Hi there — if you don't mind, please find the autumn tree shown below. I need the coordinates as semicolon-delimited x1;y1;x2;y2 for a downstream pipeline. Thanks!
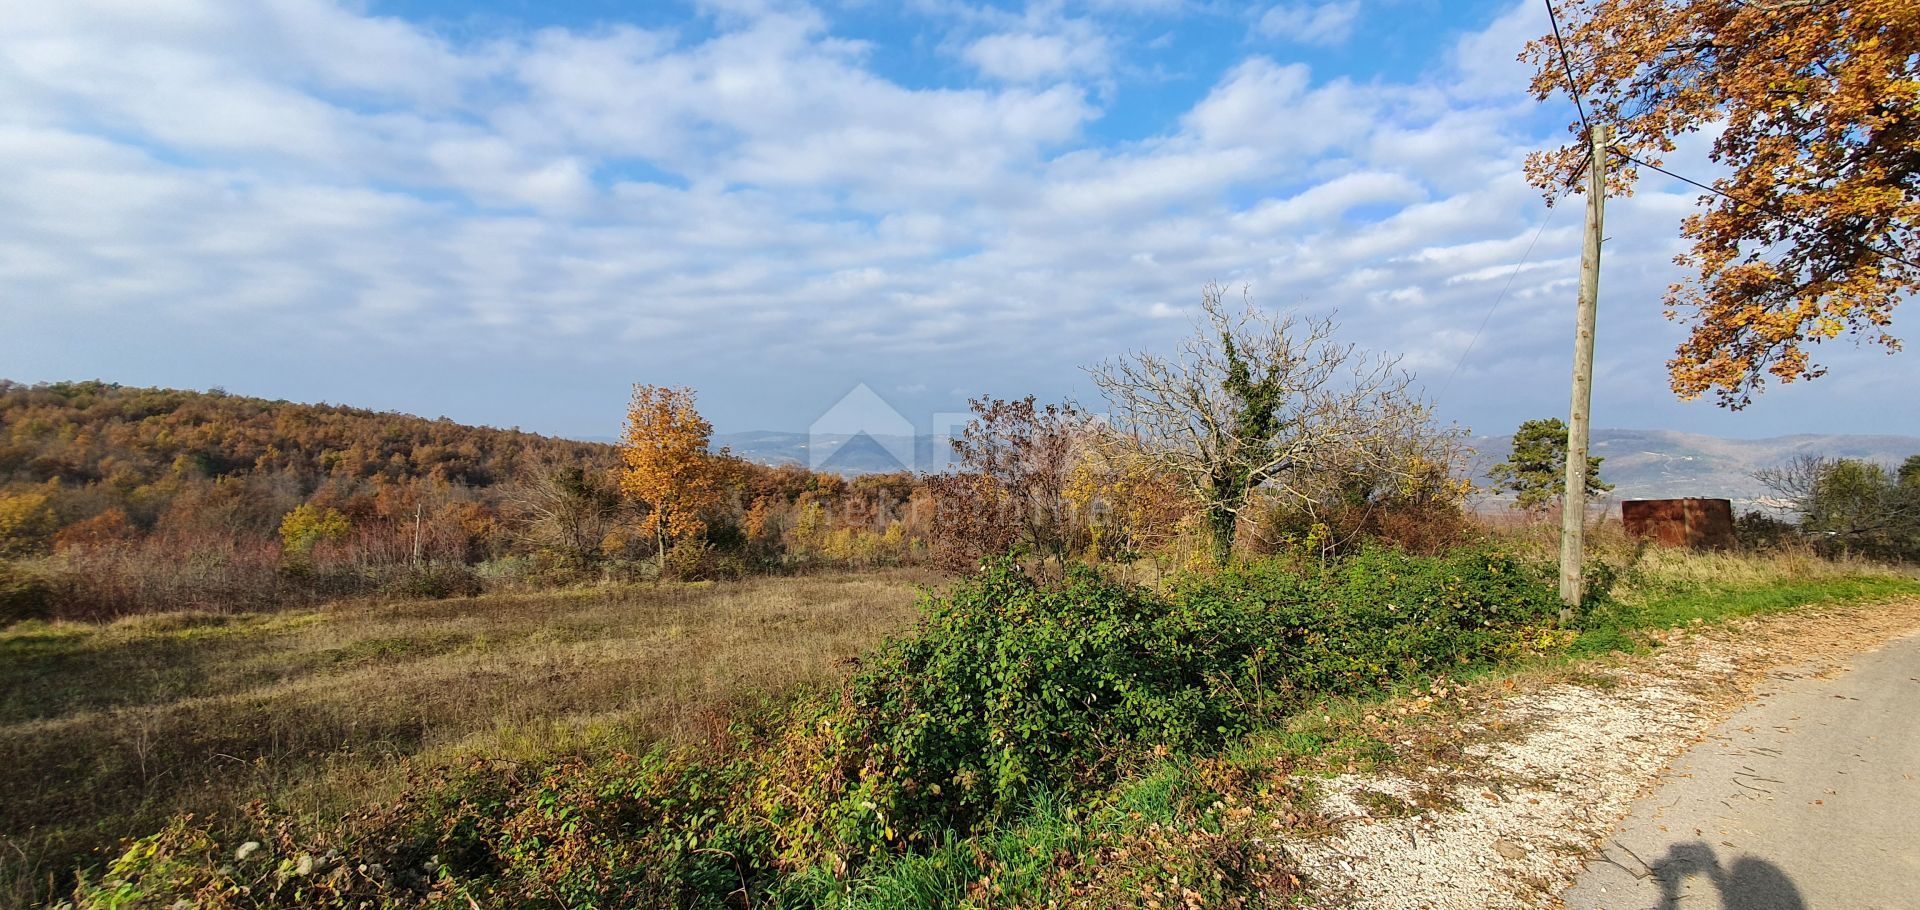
52;507;136;553
0;490;57;557
278;503;351;558
925;472;1020;571
1253;415;1474;558
619;385;721;578
947;396;1086;562
1524;0;1919;407
1064;431;1193;563
1089;285;1423;565
1488;418;1612;512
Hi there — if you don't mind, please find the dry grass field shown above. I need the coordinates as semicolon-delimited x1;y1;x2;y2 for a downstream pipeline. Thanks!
0;571;936;903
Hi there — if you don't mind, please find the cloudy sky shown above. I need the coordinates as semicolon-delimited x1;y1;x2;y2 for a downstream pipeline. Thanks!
2;0;1911;440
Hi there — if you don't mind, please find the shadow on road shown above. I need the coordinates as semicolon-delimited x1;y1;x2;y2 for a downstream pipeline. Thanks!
1652;842;1806;910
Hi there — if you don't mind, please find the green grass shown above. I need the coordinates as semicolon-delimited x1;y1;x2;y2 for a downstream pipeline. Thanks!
1560;547;1920;654
1623;574;1920;627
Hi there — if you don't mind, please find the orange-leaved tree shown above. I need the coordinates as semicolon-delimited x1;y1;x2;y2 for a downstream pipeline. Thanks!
618;385;720;578
1523;0;1918;407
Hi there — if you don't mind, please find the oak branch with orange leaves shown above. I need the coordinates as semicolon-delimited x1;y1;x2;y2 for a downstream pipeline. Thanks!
1524;0;1918;408
619;385;721;577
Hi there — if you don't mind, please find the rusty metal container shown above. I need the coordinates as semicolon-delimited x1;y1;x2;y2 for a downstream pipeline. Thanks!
1620;498;1736;550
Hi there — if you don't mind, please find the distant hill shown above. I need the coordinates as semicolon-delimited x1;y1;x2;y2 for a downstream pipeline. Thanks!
1;380;612;490
719;428;1920;507
1468;429;1920;507
715;431;953;475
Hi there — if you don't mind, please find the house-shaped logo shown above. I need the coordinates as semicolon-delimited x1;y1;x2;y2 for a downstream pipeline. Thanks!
808;383;916;474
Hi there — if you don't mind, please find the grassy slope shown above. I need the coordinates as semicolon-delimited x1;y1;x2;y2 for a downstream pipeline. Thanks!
0;572;933;903
13;547;1915;909
826;549;1920;909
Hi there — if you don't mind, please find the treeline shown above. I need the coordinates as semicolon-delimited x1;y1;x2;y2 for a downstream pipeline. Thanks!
0;382;939;620
607;288;1479;586
1748;453;1920;560
0;380;606;560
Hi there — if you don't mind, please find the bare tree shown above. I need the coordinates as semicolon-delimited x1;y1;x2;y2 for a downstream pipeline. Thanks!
1753;454;1830;518
502;459;624;566
1088;284;1423;564
1757;454;1920;553
1248;412;1473;560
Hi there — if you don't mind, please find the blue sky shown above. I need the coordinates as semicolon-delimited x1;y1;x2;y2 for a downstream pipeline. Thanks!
1;0;1912;440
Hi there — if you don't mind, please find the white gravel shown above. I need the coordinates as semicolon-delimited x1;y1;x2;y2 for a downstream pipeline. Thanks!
1283;601;1920;910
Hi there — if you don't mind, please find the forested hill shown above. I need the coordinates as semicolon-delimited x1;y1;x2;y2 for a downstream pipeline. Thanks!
0;380;613;490
0;381;918;615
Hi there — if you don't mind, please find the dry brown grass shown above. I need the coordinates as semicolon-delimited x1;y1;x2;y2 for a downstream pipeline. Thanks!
1616;542;1902;590
1474;512;1914;593
0;570;938;905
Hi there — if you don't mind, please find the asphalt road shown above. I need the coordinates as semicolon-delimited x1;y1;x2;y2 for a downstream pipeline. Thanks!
1562;628;1920;910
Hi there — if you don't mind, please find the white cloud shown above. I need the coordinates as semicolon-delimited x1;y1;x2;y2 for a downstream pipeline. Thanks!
1255;2;1361;47
0;0;1905;438
963;30;1108;83
1449;0;1548;99
1180;58;1378;157
1232;171;1427;233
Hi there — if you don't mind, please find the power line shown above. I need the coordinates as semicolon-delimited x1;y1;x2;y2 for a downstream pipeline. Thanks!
1613;148;1920;272
1440;0;1591;402
1544;0;1593;140
1436;194;1565;399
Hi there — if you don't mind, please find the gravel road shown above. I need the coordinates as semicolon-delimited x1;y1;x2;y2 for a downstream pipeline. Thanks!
1561;628;1920;910
1289;599;1920;910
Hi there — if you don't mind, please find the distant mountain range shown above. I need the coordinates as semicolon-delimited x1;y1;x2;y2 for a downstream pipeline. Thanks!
715;428;1920;507
714;431;950;475
1491;429;1920;506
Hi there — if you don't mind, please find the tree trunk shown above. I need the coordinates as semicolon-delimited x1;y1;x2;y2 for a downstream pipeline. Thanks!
1206;504;1236;566
655;514;668;583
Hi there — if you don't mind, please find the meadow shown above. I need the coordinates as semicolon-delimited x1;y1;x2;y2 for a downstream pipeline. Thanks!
5;531;1911;909
0;572;933;904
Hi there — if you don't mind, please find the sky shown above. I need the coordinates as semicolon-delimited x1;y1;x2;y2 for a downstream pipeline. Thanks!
1;0;1913;441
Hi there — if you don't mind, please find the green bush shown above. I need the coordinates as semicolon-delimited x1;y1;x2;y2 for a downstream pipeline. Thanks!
1177;547;1566;693
752;561;1245;872
750;548;1564;873
398;753;765;910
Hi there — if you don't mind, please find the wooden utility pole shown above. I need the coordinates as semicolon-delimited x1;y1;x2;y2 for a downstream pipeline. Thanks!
1560;123;1608;622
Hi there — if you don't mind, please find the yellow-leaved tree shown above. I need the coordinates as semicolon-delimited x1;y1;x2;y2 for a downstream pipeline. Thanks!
278;504;351;559
0;490;58;557
619;385;720;579
1524;0;1918;407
